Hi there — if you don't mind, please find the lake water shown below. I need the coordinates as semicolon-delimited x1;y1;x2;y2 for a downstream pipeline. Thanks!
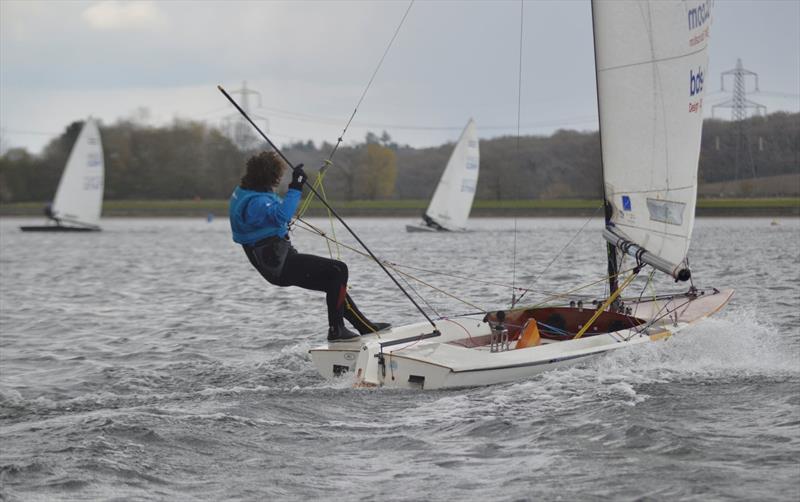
1;216;798;501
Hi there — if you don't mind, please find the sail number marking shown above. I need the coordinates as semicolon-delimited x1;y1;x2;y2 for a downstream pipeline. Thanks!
83;176;102;190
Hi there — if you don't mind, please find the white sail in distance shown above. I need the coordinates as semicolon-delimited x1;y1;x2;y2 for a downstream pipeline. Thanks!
424;118;480;231
51;118;105;228
594;0;711;279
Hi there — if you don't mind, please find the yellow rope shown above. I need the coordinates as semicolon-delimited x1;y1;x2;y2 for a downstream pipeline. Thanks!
344;298;383;338
296;161;331;218
293;162;343;261
573;270;639;340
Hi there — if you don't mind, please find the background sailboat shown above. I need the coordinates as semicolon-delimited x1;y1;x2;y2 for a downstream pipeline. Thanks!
406;118;479;232
20;118;105;232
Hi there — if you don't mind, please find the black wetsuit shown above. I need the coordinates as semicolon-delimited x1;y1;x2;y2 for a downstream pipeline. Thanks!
243;239;376;333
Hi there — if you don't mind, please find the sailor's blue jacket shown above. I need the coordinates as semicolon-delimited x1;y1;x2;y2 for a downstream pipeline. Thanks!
229;186;301;245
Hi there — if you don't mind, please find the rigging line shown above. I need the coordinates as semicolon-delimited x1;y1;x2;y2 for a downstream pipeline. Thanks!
294;218;486;312
254;108;598;131
522;265;639;311
510;0;524;309
511;217;518;307
295;217;514;290
326;0;414;162
626;296;694;342
396;268;441;319
514;204;604;306
294;1;413;223
295;216;560;303
294;215;639;314
393;267;485;313
628;268;656;319
295;216;634;311
218;85;438;330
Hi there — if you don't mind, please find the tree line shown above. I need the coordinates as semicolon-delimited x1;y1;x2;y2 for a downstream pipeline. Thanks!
0;112;797;203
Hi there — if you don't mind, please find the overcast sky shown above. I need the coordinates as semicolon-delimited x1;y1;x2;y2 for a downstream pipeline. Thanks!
1;0;798;154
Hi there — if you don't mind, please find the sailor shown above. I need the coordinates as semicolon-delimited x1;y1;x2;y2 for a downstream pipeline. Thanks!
44;202;60;224
229;151;390;342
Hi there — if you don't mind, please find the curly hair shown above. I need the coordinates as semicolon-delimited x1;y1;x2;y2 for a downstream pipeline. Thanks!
240;151;286;191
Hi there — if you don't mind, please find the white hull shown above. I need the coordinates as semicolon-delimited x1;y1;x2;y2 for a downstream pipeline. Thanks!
309;289;733;390
405;223;465;233
405;224;440;233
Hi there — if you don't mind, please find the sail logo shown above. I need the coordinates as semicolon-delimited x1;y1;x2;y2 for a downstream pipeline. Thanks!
466;157;478;170
461;179;476;193
690;68;704;96
687;0;712;31
87;153;102;167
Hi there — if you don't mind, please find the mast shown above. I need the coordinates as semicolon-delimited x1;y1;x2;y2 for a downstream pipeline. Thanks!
590;1;620;298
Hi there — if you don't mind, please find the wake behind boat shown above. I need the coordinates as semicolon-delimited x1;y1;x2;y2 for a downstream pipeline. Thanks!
406;118;479;233
310;0;729;390
20;118;105;232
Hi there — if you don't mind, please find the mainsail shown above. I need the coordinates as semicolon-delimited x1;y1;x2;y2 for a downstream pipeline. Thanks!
51;118;105;228
593;0;711;280
424;118;480;231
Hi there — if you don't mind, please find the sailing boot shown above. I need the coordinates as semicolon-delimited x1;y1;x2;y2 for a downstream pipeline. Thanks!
327;322;361;343
343;294;392;335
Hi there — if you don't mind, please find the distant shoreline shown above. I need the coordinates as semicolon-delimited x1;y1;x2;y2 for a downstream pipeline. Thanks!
1;198;798;218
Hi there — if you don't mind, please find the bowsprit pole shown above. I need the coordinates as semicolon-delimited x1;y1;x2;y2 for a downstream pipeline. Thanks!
218;84;438;331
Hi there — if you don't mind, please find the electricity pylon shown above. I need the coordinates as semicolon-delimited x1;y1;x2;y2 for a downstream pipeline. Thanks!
222;81;270;151
712;59;766;180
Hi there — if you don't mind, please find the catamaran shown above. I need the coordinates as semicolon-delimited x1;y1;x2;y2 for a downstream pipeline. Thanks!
406;118;479;232
20;118;105;232
309;0;731;389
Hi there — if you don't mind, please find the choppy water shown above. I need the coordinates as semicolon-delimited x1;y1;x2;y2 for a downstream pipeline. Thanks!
1;216;798;501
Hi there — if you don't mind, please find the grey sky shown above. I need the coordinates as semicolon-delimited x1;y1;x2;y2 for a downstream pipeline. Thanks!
1;0;798;154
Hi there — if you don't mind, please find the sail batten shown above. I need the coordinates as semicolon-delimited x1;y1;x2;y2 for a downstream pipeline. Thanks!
593;0;711;280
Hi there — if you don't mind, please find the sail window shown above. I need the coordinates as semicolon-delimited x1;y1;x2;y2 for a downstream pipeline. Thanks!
646;199;685;225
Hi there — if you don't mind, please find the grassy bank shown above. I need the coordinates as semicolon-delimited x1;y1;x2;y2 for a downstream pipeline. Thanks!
1;198;798;217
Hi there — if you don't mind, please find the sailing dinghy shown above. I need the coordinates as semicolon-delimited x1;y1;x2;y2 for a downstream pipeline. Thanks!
406;118;479;232
20;118;105;232
309;0;731;389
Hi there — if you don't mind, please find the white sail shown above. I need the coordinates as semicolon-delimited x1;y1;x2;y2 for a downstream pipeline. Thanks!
51;118;105;228
424;118;480;231
594;0;711;278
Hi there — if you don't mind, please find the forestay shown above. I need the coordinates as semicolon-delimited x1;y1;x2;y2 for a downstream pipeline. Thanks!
52;118;105;228
594;0;711;279
424;118;480;231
